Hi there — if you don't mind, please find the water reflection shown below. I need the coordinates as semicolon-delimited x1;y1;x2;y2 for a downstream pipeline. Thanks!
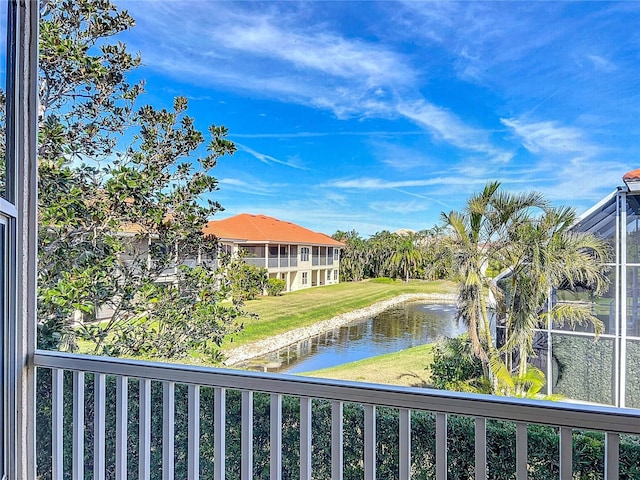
244;302;463;373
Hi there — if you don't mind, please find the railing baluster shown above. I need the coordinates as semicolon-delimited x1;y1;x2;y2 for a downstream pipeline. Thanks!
270;393;283;480
364;404;376;480
72;371;84;480
605;432;620;480
474;417;486;480
188;384;200;480
299;397;312;480
139;378;151;480
215;387;226;480
332;400;344;480
399;408;411;480
241;390;254;480
515;422;527;480
163;382;175;480
560;427;573;480
52;368;63;480
115;376;128;480
436;413;447;480
94;373;106;480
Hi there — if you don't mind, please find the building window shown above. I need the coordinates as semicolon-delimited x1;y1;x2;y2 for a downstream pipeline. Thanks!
302;272;308;285
327;270;331;281
334;249;340;261
301;247;309;261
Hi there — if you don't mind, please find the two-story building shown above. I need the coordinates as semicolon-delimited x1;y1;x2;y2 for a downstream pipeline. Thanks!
203;213;345;292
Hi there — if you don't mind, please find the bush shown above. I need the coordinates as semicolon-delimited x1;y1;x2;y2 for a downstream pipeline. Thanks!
36;373;640;480
430;334;485;391
226;259;267;303
370;277;396;284
266;278;286;296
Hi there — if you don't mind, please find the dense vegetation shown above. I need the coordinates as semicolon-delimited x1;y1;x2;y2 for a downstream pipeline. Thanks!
334;228;453;283
36;373;640;480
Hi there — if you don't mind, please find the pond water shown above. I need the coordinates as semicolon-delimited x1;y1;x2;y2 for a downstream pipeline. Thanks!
243;302;464;374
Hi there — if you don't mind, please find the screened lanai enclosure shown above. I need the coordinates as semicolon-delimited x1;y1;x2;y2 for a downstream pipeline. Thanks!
526;170;640;408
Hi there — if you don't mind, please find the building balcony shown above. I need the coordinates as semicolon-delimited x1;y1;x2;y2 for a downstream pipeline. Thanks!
34;351;640;479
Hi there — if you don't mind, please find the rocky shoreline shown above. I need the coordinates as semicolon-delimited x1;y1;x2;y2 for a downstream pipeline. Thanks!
223;293;458;366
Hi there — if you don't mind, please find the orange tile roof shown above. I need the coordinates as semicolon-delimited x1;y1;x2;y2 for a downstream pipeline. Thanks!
623;168;640;182
203;214;345;247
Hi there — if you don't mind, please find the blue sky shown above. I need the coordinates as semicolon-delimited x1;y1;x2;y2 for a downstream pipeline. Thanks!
17;2;640;236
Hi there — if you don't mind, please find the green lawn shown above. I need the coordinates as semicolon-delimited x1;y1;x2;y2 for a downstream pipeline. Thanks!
224;279;457;349
298;343;436;387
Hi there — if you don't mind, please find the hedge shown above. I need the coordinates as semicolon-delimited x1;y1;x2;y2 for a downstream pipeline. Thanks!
36;371;640;479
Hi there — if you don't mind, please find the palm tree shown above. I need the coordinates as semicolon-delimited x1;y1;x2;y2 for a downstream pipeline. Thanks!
500;206;611;381
442;181;547;382
386;234;423;282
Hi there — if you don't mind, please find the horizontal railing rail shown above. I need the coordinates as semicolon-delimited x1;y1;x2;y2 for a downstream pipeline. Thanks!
34;350;640;480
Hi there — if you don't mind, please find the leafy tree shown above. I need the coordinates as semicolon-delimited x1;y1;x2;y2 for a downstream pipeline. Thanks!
415;227;454;280
367;230;401;277
37;0;245;360
333;230;367;281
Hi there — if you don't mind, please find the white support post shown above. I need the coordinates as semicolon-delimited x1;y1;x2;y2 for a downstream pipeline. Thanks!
515;422;527;480
270;393;282;480
52;369;63;480
188;385;200;480
94;373;106;480
72;371;85;480
436;413;447;480
474;417;486;480
139;378;152;480
214;387;226;480
115;376;128;480
559;427;573;480
399;409;411;480
163;382;175;480
241;390;253;480
364;405;376;480
332;400;344;480
605;432;620;480
299;397;312;480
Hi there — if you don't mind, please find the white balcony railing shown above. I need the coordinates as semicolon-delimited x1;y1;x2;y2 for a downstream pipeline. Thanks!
34;351;640;480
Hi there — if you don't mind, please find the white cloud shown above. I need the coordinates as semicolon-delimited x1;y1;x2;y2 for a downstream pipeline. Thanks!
218;177;282;196
587;55;616;73
324;176;489;190
235;143;309;170
369;200;430;214
126;2;415;119
501;118;596;155
398;101;512;162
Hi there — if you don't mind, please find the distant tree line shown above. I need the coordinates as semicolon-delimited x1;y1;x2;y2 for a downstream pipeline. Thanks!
333;228;453;283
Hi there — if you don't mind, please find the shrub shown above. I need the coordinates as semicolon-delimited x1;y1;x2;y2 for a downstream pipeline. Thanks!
266;278;286;296
430;334;485;391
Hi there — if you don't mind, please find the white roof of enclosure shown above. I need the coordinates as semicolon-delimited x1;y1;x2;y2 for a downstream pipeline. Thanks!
572;189;620;237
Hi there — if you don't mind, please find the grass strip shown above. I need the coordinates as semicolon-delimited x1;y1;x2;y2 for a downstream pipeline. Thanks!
298;342;436;387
